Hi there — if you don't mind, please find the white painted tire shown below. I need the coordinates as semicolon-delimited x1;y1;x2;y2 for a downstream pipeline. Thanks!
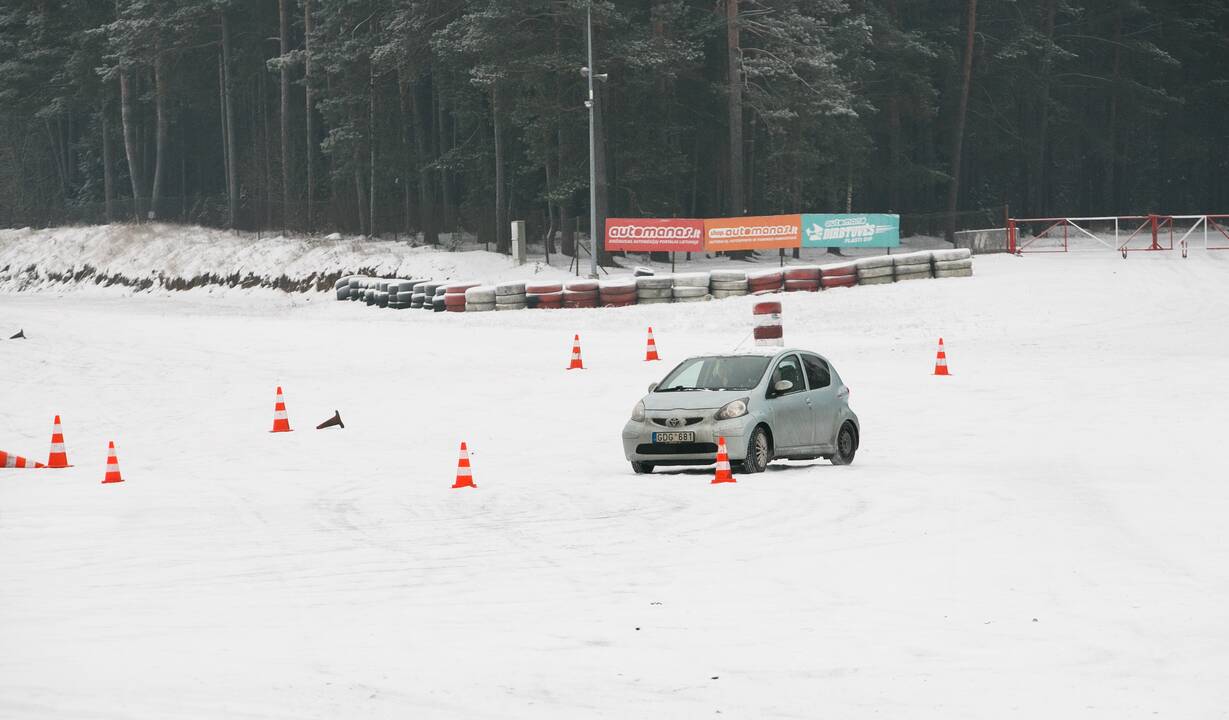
464;286;497;303
672;286;708;298
935;267;973;278
465;302;496;312
892;251;932;267
710;269;748;282
855;255;894;269
637;287;674;300
934;258;973;271
711;289;749;299
858;275;894;285
856;266;894;279
671;272;710;288
932;248;973;262
496;282;526;296
636;276;674;289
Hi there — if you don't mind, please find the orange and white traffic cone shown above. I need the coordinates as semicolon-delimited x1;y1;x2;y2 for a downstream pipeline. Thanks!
452;442;476;489
46;415;71;468
933;338;950;376
102;441;123;484
270;386;292;432
645;327;660;362
567;334;585;370
1;450;44;468
711;436;735;484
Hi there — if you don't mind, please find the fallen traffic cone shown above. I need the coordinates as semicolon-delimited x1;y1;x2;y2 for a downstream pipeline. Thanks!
933;338;951;376
270;386;292;432
316;410;344;430
102;441;123;484
645;327;660;361
567;334;585;370
46;415;71;468
0;450;44;468
9;329;24;339
452;442;476;489
711;436;735;484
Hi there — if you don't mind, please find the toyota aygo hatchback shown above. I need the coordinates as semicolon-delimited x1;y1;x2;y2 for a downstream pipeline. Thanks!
621;348;859;473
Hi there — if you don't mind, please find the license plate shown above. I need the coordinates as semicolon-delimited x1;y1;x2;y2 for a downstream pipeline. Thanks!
653;431;695;444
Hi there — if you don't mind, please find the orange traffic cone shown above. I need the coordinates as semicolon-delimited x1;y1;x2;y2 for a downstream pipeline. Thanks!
1;450;44;468
46;415;71;468
452;442;476;489
567;334;585;370
711;436;735;484
933;338;950;376
645;327;660;361
102;441;123;484
270;386;292;432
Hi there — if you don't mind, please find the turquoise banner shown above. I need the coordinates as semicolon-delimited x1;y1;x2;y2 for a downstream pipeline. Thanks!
801;213;900;248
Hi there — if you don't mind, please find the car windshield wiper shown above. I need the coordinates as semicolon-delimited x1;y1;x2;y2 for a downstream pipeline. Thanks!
657;386;703;392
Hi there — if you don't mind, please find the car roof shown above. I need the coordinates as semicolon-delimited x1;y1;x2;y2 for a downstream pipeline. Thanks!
700;347;823;360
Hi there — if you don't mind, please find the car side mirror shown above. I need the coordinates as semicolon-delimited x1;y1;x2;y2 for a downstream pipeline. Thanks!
773;379;793;394
647;382;658;393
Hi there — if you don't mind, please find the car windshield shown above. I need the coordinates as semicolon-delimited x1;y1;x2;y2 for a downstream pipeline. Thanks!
655;356;771;392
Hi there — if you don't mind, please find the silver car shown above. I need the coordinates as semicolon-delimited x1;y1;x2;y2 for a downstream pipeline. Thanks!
621;348;860;473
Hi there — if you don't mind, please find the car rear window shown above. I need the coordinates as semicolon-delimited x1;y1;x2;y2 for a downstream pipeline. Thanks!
656;356;771;391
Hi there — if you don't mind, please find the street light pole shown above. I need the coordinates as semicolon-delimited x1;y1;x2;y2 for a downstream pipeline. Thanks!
585;3;599;279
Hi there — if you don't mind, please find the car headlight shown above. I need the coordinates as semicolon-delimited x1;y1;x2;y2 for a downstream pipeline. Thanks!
715;397;749;420
631;400;646;422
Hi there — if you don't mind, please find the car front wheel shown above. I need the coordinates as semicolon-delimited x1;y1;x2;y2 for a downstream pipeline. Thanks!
631;461;655;474
831;422;857;465
738;426;772;474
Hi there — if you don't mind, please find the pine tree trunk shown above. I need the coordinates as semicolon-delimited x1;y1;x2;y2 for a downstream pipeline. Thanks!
221;9;239;228
726;0;744;217
436;82;453;232
493;86;508;253
278;0;292;225
368;59;377;238
413;75;437;244
1033;0;1056;216
1104;8;1122;213
303;0;315;232
150;50;168;219
119;71;144;220
944;0;977;243
101;100;115;221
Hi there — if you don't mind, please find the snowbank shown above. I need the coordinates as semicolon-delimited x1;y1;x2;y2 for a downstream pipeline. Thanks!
0;223;574;294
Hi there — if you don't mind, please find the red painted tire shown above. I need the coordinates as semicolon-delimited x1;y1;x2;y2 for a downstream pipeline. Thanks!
753;325;784;340
821;275;858;288
752;301;782;315
564;280;599;292
526;282;564;294
784;280;821;292
784;267;821;280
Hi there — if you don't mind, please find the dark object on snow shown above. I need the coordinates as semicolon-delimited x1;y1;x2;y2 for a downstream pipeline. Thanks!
316;410;344;430
9;329;24;339
633;266;654;277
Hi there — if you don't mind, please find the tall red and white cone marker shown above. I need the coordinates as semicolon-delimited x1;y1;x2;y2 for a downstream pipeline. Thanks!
102;441;123;484
645;327;660;361
567;334;585;370
452;442;476;489
270;386;292;432
711;436;736;484
0;450;44;468
46;415;71;468
933;338;951;376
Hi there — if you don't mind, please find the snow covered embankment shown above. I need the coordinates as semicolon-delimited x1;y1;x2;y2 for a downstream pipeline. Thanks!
0;223;569;294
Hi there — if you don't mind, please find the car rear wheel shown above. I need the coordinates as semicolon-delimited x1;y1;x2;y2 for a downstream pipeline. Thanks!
831;422;857;465
738;426;772;474
631;461;655;474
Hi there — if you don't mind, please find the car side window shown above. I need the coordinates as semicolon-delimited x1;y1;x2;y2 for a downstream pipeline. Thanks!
768;355;806;397
802;354;831;389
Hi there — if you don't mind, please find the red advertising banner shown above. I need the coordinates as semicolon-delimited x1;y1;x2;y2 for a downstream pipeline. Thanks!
605;218;705;253
703;214;802;252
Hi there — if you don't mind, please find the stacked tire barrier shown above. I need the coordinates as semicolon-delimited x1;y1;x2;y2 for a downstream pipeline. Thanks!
710;269;749;299
334;248;973;313
856;256;895;286
892;251;933;281
527;282;563;309
563;280;599;308
933;248;974;278
636;275;674;305
672;273;710;303
599;280;638;308
783;266;821;292
747;269;783;294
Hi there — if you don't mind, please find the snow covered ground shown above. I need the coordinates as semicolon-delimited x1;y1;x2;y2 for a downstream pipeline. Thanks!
2;248;1228;718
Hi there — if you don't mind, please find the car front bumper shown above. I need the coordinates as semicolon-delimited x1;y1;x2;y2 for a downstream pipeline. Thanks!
621;414;758;465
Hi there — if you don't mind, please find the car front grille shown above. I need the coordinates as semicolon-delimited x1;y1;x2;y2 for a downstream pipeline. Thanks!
649;416;705;427
636;442;719;455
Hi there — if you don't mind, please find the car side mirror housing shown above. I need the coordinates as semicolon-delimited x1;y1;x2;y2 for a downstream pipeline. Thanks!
647;382;658;393
773;379;793;394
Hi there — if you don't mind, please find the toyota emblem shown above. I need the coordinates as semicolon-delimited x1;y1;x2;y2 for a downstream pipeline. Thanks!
667;417;682;428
